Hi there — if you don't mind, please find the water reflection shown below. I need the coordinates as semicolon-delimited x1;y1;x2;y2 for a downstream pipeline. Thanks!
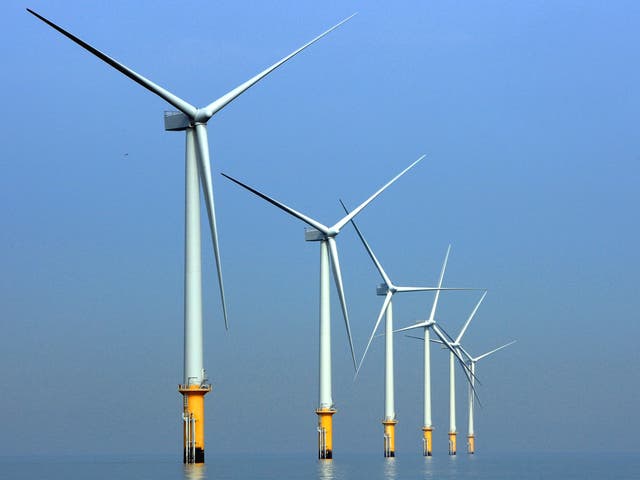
317;459;334;480
422;456;435;479
383;457;397;480
183;463;207;480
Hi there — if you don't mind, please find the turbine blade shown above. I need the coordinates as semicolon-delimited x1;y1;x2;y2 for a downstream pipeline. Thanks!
431;324;475;380
458;344;474;361
475;340;517;362
27;9;197;117
427;245;451;322
339;200;392;288
435;323;456;343
393;322;428;334
460;358;482;405
327;237;357;371
404;334;425;341
194;125;228;329
356;291;393;376
332;154;426;232
456;290;488;343
203;13;357;119
395;286;480;293
221;173;329;234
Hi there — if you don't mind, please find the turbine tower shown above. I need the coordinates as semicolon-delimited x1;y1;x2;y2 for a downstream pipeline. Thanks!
342;215;474;457
393;247;477;456
222;155;425;458
459;340;516;453
28;8;354;463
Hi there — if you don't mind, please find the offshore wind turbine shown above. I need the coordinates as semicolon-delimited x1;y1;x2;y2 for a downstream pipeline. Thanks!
341;213;474;458
222;155;425;459
27;8;355;463
459;340;516;453
393;246;477;456
439;291;488;455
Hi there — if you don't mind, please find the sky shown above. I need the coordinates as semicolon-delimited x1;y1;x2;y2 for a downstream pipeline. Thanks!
1;0;639;457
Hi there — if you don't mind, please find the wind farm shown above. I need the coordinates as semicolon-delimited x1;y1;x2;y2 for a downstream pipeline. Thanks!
6;2;637;477
23;4;514;462
222;155;425;458
343;208;479;457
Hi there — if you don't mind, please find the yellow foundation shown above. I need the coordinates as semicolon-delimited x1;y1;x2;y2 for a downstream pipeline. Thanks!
179;384;212;464
448;431;457;455
382;419;398;457
467;434;475;454
422;426;433;456
316;408;336;459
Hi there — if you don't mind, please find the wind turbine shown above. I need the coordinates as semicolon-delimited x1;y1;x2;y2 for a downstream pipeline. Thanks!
341;211;476;458
393;247;478;456
437;291;488;455
221;154;425;459
27;8;355;463
459;340;516;454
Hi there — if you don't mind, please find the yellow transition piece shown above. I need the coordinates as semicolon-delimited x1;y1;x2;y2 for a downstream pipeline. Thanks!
179;384;212;464
422;426;433;456
382;419;398;457
448;431;457;455
316;408;336;459
467;434;475;454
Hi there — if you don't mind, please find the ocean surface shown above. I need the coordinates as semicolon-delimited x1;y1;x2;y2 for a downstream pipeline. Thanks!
0;452;637;480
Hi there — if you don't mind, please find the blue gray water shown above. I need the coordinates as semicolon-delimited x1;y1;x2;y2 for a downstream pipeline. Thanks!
1;453;637;480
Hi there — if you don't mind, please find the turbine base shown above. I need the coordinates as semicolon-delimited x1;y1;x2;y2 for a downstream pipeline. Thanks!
179;384;212;464
383;419;398;457
467;434;475;454
448;431;457;455
422;426;433;456
316;408;336;459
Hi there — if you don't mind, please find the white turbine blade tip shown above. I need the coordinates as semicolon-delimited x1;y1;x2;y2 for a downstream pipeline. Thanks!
204;13;357;119
333;154;426;232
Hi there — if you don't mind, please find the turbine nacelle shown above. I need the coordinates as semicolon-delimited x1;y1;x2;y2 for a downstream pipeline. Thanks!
304;227;338;241
376;283;397;295
164;111;191;132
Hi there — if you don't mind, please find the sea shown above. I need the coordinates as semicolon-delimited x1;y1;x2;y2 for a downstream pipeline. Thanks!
0;452;637;480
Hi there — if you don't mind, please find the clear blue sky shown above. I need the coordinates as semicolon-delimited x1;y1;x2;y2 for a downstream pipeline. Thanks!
1;0;639;456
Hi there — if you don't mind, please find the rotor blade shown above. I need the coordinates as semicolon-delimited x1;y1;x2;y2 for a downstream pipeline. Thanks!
194;125;228;329
427;245;451;322
455;290;487;343
356;291;393;376
393;322;428;334
458;344;474;361
27;9;197;118
203;13;357;119
221;173;330;234
475;340;517;362
404;334;425;341
460;359;482;406
431;324;476;381
326;237;356;371
435;322;456;344
395;286;480;293
332;154;426;232
339;200;392;288
438;332;479;393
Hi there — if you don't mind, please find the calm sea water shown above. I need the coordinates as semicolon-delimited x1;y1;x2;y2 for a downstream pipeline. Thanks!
1;452;637;480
